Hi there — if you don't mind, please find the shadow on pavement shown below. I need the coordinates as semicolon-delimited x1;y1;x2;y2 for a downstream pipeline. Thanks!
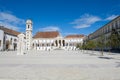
98;57;114;59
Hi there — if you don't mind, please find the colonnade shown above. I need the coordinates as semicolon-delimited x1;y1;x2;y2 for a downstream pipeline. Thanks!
32;39;79;50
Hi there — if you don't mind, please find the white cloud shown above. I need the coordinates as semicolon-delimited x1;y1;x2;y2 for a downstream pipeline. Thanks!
70;14;101;29
105;15;118;21
0;21;20;31
39;26;60;31
0;12;25;24
63;32;78;35
0;11;25;31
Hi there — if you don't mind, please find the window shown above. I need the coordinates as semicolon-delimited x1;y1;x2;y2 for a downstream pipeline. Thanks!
14;39;17;42
106;27;108;33
32;43;34;47
28;25;30;29
109;24;112;31
112;23;114;29
37;44;39;47
119;19;120;28
10;38;12;44
0;40;1;47
108;25;110;32
69;43;72;46
115;21;118;29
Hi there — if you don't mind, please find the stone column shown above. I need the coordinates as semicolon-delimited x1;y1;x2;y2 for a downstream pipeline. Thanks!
17;33;25;55
45;43;47;51
35;41;37;50
61;40;63;47
54;41;55;47
68;42;70;50
49;42;51;48
68;42;69;46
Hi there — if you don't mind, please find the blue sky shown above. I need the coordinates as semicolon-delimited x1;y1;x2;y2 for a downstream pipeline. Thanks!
0;0;120;36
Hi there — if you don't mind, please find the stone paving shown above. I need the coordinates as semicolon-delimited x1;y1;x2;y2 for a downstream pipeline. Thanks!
0;50;120;80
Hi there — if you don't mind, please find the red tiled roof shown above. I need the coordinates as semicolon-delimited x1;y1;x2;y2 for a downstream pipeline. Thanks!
65;35;84;38
33;31;59;38
0;26;20;36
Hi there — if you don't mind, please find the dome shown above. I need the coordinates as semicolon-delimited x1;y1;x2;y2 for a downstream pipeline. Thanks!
26;19;32;24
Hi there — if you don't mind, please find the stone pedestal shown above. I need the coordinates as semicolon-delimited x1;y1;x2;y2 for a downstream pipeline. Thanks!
17;33;25;55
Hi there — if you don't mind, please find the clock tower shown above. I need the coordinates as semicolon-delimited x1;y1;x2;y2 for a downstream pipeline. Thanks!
26;19;33;50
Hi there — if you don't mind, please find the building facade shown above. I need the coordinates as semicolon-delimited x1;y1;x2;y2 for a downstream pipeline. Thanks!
86;16;120;50
25;20;85;51
0;20;84;51
32;31;84;51
0;26;20;51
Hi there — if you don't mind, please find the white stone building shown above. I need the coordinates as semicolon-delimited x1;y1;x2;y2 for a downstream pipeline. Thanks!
64;35;84;50
32;31;84;51
0;30;4;50
25;20;85;51
0;19;84;51
86;16;120;50
0;26;20;51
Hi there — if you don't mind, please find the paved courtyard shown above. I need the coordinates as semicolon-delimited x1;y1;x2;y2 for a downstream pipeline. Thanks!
0;50;120;80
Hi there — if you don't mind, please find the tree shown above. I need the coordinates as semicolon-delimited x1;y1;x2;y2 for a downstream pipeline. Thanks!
109;29;120;51
97;35;105;56
87;40;96;50
76;43;81;50
76;43;84;52
82;43;87;50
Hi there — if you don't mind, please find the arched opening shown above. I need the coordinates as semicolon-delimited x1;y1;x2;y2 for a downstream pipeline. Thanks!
28;25;30;29
37;44;39;47
6;40;10;50
63;40;65;46
52;43;54;46
47;43;49;46
42;44;44;47
32;43;34;47
13;43;17;51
